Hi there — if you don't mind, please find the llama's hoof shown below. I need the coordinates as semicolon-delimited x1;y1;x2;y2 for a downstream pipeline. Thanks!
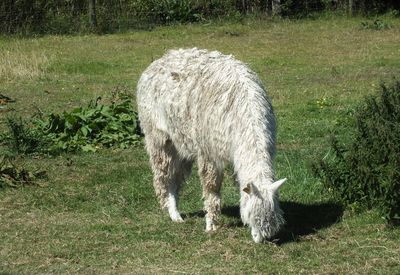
173;217;184;223
170;213;184;223
205;224;219;232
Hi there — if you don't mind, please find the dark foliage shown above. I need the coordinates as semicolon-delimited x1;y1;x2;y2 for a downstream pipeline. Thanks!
361;19;391;30
313;80;400;225
1;0;399;34
1;116;48;155
0;155;46;188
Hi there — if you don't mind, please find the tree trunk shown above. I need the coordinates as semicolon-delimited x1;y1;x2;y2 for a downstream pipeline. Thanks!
89;0;97;28
271;0;281;16
348;0;353;15
263;0;271;16
264;0;280;17
241;0;247;14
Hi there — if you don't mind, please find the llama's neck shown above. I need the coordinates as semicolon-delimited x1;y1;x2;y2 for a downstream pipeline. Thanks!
231;84;276;187
233;137;275;187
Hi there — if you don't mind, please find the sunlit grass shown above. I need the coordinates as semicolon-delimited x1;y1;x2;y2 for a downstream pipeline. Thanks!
1;16;400;273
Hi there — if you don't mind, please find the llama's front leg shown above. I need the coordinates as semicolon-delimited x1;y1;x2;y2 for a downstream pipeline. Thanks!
198;156;223;232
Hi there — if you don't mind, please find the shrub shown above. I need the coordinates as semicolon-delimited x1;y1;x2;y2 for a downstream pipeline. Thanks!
1;116;48;155
35;89;142;153
313;80;400;225
1;88;142;154
150;0;201;24
361;19;391;30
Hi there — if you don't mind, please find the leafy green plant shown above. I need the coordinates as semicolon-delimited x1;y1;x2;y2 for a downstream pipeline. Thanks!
361;19;391;30
1;116;48;155
35;90;141;153
151;0;201;24
1;89;142;154
313;80;400;225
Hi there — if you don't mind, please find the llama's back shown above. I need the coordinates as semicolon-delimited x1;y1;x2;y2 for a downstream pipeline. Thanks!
137;48;275;164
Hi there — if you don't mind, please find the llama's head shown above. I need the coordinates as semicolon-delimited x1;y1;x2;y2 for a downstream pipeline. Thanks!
241;178;286;243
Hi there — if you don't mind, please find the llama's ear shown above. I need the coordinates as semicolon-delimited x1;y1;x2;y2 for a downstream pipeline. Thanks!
243;183;254;194
269;178;287;193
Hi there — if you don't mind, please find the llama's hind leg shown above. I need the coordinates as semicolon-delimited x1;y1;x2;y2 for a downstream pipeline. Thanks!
198;155;223;232
166;158;192;222
147;137;187;222
168;159;192;221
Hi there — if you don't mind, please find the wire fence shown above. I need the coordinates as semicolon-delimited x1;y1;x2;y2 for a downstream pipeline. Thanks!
0;0;231;34
1;0;398;35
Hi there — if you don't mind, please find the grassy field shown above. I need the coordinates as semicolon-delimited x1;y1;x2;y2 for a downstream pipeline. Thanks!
1;16;400;273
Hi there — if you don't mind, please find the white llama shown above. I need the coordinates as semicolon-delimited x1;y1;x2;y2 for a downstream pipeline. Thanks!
137;48;286;243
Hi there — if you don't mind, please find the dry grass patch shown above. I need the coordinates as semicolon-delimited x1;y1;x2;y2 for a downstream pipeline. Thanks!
0;44;51;81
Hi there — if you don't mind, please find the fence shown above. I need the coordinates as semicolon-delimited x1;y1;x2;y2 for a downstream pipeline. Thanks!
1;0;398;35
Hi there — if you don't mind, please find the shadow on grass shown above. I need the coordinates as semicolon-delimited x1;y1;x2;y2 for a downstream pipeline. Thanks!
182;210;205;219
183;201;343;244
276;201;343;244
203;201;343;244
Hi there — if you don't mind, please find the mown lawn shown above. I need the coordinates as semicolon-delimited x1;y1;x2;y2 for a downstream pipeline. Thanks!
1;16;400;273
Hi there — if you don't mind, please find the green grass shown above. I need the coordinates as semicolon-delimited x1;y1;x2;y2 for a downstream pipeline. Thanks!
1;16;400;273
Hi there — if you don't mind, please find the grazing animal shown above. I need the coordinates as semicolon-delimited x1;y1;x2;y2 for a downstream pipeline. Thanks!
137;48;286;243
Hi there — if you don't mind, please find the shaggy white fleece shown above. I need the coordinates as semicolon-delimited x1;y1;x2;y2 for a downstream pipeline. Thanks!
137;48;286;243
